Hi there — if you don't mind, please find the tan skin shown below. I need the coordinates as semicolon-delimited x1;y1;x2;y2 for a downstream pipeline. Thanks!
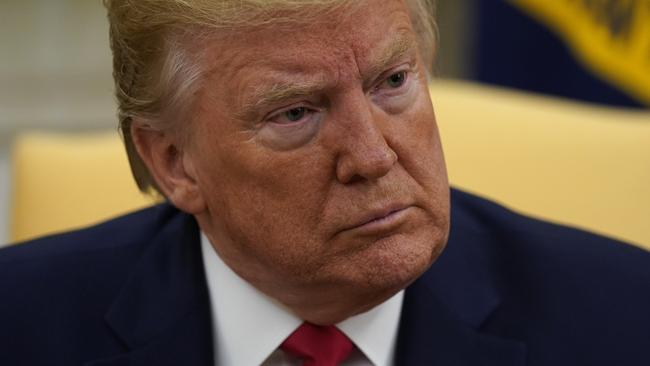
132;0;450;325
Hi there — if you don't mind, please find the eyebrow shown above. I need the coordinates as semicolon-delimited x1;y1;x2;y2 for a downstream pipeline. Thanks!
244;80;325;109
237;78;327;121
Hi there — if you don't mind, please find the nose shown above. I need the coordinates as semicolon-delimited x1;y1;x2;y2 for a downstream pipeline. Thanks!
333;96;398;184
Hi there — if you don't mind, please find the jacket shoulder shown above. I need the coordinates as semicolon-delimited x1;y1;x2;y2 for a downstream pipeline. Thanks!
0;204;183;293
0;206;177;322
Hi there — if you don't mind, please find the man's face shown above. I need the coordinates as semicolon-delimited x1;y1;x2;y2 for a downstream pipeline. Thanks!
186;0;449;321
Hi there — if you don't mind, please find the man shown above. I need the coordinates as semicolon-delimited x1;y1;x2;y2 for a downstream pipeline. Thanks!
1;0;649;365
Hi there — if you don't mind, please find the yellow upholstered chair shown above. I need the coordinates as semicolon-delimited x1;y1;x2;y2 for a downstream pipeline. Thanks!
431;80;650;249
8;80;650;249
9;132;157;243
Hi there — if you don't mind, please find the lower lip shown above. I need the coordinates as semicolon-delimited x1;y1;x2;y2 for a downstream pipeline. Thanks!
351;207;412;235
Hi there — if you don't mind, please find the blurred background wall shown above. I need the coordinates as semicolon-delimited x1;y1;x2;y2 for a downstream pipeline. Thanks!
0;0;647;245
0;0;116;244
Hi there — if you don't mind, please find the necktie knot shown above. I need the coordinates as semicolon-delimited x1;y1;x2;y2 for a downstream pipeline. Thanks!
280;322;354;366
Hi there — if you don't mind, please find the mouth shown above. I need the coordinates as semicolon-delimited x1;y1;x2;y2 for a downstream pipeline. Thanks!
343;204;413;236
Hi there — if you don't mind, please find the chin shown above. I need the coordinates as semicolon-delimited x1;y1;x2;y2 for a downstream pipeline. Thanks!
337;228;446;297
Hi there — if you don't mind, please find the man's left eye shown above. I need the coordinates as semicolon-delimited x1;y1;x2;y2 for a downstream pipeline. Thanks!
385;71;407;88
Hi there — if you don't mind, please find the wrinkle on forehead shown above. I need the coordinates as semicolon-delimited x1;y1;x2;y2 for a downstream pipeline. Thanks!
245;30;416;95
199;0;411;67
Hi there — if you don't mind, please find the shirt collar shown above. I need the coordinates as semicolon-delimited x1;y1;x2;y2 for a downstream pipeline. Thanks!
201;233;404;366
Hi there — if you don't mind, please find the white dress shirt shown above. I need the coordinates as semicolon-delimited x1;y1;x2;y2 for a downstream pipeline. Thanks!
200;233;404;366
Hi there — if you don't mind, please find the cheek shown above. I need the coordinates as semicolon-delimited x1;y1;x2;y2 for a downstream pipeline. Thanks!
197;140;335;263
416;107;446;181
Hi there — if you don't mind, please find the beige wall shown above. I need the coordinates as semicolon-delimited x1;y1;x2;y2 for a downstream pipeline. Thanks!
0;0;115;136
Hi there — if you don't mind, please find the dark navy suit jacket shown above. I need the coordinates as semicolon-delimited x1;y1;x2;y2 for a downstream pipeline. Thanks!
1;189;649;365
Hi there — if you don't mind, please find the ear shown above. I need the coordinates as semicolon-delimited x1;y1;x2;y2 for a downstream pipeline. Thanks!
130;120;206;215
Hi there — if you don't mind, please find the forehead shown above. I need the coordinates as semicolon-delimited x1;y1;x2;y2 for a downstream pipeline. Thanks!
198;0;416;95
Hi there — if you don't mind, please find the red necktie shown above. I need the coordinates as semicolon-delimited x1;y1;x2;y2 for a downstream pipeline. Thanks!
280;322;354;366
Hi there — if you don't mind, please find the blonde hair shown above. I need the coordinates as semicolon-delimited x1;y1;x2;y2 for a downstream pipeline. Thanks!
103;0;437;194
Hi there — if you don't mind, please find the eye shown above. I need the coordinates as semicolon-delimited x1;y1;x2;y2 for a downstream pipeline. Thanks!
259;104;323;150
285;107;307;122
268;105;319;125
370;68;416;113
385;71;407;88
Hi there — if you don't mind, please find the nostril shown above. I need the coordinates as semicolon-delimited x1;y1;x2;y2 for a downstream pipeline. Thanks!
345;174;365;184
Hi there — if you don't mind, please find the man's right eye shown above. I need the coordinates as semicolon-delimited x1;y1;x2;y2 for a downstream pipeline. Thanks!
257;104;323;150
268;105;318;125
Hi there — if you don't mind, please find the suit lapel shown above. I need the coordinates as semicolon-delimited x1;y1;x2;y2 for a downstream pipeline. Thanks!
86;207;213;366
85;307;213;366
395;277;526;365
395;200;527;365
